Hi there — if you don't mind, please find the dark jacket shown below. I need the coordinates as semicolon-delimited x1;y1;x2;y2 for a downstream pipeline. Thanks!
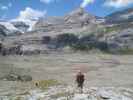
76;73;84;84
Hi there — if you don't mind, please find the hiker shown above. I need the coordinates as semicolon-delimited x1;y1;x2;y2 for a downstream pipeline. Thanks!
76;70;85;93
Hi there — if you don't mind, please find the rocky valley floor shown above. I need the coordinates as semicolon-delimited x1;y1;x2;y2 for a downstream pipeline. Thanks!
0;85;133;100
0;52;133;100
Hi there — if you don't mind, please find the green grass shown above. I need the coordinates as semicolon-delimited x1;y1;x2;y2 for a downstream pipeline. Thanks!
51;92;68;98
14;97;23;100
117;48;133;55
50;92;74;99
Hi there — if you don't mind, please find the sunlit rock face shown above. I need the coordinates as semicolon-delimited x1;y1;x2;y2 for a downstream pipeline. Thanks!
33;8;97;33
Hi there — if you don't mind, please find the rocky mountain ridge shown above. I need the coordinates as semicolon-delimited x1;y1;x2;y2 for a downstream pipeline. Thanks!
0;7;133;54
0;20;35;37
106;8;133;24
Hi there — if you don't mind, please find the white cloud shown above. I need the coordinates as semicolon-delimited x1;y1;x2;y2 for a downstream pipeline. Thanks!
40;0;60;4
0;3;12;10
1;6;8;10
12;7;47;31
40;0;53;4
80;0;94;8
104;0;133;8
17;7;46;21
8;3;12;7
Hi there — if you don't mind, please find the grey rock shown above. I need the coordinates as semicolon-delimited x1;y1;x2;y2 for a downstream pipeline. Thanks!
1;86;133;100
0;24;9;36
18;75;32;82
2;73;19;81
106;28;133;50
1;73;32;82
33;8;97;33
11;21;29;32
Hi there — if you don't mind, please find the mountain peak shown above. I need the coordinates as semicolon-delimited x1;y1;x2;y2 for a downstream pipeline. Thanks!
33;7;97;32
69;7;85;16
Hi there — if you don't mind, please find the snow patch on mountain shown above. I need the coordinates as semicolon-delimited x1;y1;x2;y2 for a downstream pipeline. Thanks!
11;19;37;31
0;21;18;31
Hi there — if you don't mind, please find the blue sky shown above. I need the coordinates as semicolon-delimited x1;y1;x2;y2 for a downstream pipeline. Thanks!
0;0;133;20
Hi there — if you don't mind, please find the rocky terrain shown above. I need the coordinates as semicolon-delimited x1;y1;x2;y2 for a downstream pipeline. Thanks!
0;53;133;100
0;7;133;100
33;8;97;34
0;86;133;100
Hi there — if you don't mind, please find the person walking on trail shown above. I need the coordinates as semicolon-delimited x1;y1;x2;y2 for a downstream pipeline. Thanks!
76;70;85;93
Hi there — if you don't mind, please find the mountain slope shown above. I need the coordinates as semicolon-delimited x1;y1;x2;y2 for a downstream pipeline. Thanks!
0;21;24;37
106;8;133;24
33;8;98;35
2;7;133;54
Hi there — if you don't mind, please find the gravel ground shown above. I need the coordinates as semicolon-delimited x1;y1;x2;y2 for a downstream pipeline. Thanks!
0;52;133;99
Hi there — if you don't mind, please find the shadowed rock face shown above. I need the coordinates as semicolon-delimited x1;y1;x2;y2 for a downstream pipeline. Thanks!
0;25;9;36
42;36;51;44
0;42;2;52
0;44;23;56
11;21;29;32
104;28;133;50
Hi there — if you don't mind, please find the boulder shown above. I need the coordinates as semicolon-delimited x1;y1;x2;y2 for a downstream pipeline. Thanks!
18;75;32;82
2;73;19;81
1;73;32;82
73;94;89;100
42;36;51;44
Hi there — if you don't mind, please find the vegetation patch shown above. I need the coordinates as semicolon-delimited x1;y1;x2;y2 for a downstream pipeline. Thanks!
51;92;68;98
33;79;59;89
104;26;120;33
70;41;109;52
14;96;23;100
50;92;74;99
117;48;133;55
